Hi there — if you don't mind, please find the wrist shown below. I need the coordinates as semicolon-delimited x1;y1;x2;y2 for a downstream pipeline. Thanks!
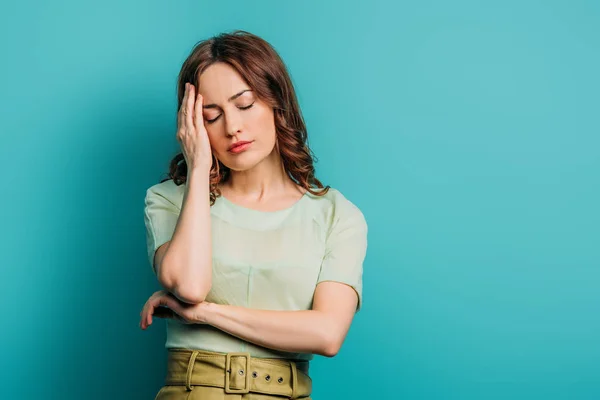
188;166;211;179
198;301;218;325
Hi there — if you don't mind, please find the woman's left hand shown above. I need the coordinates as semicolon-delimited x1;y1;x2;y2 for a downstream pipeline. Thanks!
139;290;209;329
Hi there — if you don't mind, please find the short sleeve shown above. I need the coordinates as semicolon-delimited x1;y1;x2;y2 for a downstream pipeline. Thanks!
143;181;182;274
316;202;368;312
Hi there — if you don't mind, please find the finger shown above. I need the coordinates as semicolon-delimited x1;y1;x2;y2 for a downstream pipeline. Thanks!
143;295;161;329
142;310;149;329
149;294;174;325
186;84;195;129
140;302;149;329
194;92;204;130
147;300;155;326
148;298;179;326
141;301;152;329
178;83;189;129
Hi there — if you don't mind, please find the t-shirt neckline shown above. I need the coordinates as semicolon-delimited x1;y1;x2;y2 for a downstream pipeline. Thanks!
218;189;311;215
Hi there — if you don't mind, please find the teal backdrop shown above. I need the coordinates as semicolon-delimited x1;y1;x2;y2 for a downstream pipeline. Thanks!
1;1;598;399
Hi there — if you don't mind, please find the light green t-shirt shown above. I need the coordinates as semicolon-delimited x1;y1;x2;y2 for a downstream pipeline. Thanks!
143;179;368;361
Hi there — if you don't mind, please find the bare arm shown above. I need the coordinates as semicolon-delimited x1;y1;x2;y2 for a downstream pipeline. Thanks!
154;82;213;304
201;281;358;357
155;168;212;304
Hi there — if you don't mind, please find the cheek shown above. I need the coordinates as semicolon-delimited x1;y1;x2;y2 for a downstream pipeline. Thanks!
250;108;276;135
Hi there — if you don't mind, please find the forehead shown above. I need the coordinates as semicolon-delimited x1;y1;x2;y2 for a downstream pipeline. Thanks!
197;62;250;101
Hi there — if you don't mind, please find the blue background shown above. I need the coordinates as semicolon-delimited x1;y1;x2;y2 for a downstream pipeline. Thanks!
1;1;598;399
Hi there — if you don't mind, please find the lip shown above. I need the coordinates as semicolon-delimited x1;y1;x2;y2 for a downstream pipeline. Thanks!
228;141;253;153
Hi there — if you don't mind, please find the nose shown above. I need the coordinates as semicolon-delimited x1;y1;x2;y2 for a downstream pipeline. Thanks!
224;110;243;137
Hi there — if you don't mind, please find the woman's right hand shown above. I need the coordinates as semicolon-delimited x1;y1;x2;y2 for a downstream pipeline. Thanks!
177;82;213;171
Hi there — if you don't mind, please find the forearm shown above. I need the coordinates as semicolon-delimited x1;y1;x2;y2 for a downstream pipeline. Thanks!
204;303;341;357
160;167;212;303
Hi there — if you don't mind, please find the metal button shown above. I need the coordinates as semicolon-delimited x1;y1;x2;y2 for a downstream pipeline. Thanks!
265;374;271;382
278;377;284;384
252;371;258;378
238;369;244;376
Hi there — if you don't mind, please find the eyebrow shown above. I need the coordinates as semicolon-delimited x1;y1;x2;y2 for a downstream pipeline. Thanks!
202;89;252;109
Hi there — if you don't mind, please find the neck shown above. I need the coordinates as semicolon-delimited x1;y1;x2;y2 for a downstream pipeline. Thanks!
223;147;295;199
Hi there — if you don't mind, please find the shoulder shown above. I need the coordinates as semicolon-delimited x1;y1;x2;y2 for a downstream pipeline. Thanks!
307;187;367;235
145;179;186;210
310;187;361;213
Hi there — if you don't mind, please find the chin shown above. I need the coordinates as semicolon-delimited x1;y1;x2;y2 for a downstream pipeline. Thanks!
220;153;264;172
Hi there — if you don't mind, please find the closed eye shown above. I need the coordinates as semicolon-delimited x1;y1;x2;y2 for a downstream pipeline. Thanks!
205;103;254;124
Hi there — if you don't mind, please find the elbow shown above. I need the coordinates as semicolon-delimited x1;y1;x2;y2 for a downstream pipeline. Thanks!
171;280;212;304
318;331;344;358
157;258;212;304
158;272;211;305
322;340;342;358
175;290;207;305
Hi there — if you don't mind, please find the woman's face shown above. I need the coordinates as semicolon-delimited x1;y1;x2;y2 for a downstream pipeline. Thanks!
197;62;278;172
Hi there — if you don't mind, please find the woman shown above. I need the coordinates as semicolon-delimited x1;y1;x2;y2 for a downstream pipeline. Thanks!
140;30;368;400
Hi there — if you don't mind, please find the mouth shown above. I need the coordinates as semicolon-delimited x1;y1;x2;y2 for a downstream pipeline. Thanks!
228;141;253;153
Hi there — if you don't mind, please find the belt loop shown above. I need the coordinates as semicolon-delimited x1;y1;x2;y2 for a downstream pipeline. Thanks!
185;350;199;391
289;361;298;399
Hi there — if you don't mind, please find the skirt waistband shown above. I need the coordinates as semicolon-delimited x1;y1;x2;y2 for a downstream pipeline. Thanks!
165;349;312;399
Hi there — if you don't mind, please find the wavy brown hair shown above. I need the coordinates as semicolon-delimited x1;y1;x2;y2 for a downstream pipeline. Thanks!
159;30;330;206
